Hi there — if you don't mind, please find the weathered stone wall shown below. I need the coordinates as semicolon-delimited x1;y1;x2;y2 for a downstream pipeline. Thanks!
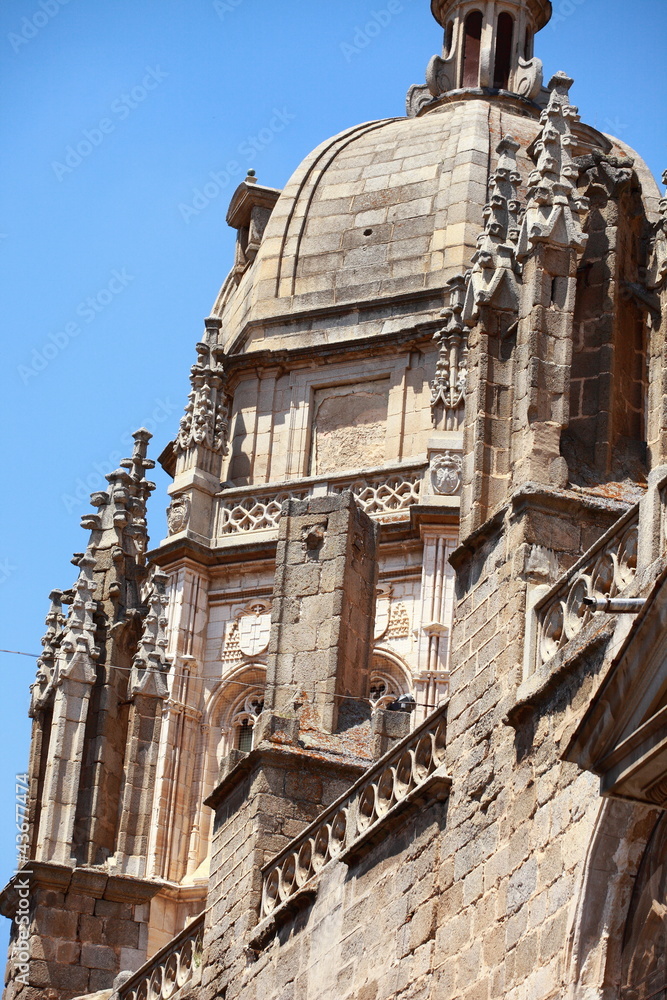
4;874;151;1000
202;749;363;1000
266;492;378;734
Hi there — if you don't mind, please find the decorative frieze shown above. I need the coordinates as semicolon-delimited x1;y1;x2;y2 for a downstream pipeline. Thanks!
114;910;205;1000
533;505;639;670
259;705;450;922
218;488;310;535
216;466;427;538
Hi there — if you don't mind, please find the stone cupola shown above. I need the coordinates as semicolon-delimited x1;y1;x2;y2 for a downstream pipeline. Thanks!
408;0;551;113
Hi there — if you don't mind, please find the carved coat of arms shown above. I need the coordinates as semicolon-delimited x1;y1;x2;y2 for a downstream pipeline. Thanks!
237;602;272;657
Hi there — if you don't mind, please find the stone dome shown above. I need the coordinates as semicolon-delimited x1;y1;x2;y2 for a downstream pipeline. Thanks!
214;91;659;356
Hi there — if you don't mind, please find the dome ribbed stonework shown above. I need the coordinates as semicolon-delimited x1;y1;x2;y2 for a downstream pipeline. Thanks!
214;97;653;357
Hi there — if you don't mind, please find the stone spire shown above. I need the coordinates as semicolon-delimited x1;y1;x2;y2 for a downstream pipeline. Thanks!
463;135;522;327
408;0;550;114
128;571;171;697
164;317;232;543
30;589;66;715
517;72;589;259
176;326;230;462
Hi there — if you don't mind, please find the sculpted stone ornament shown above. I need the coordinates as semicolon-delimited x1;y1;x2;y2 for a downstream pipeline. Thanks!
54;549;100;687
177;338;231;457
30;589;66;714
647;169;667;292
430;451;463;496
431;275;468;429
463;135;522;328
129;571;171;697
517;72;589;259
514;55;544;101
237;601;272;657
167;495;191;534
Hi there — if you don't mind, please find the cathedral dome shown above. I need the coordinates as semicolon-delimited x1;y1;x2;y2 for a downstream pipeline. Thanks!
213;0;662;357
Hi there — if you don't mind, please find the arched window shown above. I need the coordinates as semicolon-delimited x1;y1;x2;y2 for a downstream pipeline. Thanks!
370;652;412;711
231;689;264;752
236;718;254;752
462;11;483;88
493;12;514;90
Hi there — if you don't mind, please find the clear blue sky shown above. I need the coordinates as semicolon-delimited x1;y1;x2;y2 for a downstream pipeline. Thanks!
0;0;665;919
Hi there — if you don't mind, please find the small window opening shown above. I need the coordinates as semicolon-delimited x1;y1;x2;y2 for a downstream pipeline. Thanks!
462;11;483;88
493;12;514;90
524;28;533;61
363;228;373;236
445;20;454;58
236;718;253;752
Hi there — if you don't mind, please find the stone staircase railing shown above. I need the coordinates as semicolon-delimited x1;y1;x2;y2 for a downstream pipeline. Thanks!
259;704;450;924
532;503;640;671
115;911;205;1000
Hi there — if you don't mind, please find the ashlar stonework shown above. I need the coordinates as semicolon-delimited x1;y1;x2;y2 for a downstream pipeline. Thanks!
3;1;667;998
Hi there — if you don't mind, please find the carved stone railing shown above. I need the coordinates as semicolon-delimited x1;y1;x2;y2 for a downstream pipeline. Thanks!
259;704;450;923
216;463;427;538
115;911;205;1000
217;487;310;534
533;504;639;670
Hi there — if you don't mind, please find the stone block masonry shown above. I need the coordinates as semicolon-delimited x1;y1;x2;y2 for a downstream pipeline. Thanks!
265;491;379;734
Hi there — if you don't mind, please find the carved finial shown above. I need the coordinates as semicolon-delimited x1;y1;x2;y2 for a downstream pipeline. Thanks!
517;72;589;258
30;590;66;714
129;572;171;697
431;275;468;429
52;549;99;685
463;135;523;327
176;326;231;457
120;429;155;482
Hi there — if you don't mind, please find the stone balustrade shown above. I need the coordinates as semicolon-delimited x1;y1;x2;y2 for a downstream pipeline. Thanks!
260;704;450;922
533;504;640;670
115;911;205;1000
216;463;429;538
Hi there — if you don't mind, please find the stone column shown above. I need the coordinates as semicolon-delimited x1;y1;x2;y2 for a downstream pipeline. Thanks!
264;491;379;735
